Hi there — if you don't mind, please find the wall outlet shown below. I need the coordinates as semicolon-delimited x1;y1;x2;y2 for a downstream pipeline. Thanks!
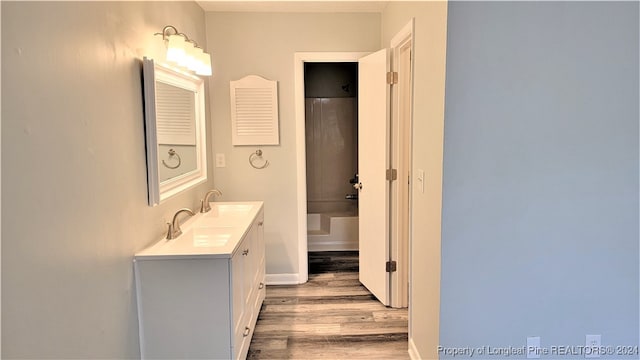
585;335;601;358
527;336;541;359
215;153;226;167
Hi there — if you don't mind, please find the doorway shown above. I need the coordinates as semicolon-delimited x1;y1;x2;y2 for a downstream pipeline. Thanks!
304;62;360;252
294;52;368;285
294;36;413;309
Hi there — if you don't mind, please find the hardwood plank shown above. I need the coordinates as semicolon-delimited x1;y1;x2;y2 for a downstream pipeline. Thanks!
248;251;408;359
260;301;388;314
256;313;376;325
262;294;376;306
372;310;409;321
249;334;410;360
248;336;288;350
254;323;342;336
308;251;360;273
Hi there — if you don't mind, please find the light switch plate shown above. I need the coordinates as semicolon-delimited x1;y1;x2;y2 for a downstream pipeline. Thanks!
417;169;425;193
215;153;226;168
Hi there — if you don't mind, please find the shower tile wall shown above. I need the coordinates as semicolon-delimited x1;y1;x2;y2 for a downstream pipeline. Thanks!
305;97;358;214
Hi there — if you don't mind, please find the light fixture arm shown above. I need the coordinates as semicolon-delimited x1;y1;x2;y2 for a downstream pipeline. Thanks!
154;25;202;49
153;24;212;76
154;25;178;40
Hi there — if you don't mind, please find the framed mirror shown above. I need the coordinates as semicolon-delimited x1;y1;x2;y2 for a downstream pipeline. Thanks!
142;57;207;206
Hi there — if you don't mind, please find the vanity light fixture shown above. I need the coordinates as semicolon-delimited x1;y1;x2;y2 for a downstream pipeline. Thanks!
155;25;212;76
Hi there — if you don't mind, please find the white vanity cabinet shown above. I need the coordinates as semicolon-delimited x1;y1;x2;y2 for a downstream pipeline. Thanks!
230;211;265;358
134;202;265;360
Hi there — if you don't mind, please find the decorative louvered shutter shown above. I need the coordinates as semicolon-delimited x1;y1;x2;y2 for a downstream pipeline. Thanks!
155;81;196;145
230;75;279;145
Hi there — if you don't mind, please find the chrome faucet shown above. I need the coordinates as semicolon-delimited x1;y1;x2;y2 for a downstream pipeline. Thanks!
200;189;223;213
166;208;195;240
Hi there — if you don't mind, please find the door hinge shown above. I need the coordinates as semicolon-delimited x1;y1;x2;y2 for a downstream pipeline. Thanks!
386;168;397;181
386;71;398;85
386;261;397;272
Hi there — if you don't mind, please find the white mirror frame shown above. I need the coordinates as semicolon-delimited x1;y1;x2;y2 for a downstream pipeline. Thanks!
143;57;207;206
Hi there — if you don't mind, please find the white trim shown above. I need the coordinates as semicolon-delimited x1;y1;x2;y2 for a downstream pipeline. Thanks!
389;19;414;310
387;14;419;332
294;52;370;285
142;58;208;206
390;20;414;48
265;273;300;285
408;337;421;360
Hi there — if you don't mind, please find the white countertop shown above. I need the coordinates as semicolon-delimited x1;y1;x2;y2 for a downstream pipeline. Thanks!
134;201;264;260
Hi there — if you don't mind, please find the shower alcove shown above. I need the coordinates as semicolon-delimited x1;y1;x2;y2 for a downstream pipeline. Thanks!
304;62;359;252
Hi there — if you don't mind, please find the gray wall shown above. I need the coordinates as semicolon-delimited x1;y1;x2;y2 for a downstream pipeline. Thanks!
2;2;212;358
440;2;639;358
205;12;380;275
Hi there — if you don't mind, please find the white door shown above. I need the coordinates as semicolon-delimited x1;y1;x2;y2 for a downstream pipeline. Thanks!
357;49;390;306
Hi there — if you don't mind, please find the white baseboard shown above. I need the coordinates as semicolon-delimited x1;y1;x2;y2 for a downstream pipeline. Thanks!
408;337;421;360
265;273;301;285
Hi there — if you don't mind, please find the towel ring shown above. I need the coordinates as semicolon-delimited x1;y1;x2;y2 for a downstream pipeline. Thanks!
249;149;269;169
162;148;181;169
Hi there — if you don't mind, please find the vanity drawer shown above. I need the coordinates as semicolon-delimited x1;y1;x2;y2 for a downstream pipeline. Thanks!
234;305;256;360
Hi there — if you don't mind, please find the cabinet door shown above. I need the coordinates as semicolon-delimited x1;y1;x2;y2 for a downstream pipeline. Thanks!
242;222;258;311
231;207;267;360
234;223;257;360
255;210;265;293
231;242;246;344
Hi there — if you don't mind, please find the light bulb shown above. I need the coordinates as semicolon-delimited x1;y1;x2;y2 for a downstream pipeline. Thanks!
188;47;204;72
178;41;195;69
196;52;212;76
166;35;186;64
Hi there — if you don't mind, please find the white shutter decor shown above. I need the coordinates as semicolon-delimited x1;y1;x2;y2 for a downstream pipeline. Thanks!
230;75;279;145
156;81;196;145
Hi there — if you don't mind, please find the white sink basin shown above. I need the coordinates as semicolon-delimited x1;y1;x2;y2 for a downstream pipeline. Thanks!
135;201;263;259
163;226;234;248
216;204;254;213
197;203;255;227
147;224;242;257
206;203;254;219
189;227;233;247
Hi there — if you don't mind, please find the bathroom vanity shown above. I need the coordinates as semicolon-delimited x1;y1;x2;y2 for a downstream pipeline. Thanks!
134;202;265;360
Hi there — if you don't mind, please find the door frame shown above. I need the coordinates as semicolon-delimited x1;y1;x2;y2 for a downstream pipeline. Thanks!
294;52;369;284
389;20;414;308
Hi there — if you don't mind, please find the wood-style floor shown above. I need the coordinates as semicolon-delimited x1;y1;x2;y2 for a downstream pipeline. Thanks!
248;251;409;359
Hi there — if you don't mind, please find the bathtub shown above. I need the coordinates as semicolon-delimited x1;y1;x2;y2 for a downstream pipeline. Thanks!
307;211;358;252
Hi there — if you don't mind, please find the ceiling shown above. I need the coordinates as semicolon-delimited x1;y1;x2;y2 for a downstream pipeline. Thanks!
195;1;389;13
